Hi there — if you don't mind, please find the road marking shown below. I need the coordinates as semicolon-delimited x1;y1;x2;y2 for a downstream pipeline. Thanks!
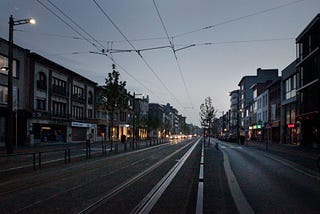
196;182;203;214
222;149;254;214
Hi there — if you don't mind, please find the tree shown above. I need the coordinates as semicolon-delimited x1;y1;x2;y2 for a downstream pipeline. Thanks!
199;96;217;145
100;64;127;151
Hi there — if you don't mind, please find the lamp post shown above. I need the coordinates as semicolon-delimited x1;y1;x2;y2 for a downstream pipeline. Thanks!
6;15;35;154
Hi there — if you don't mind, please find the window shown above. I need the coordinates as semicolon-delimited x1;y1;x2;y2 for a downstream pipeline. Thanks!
88;91;93;104
36;99;46;111
52;77;66;95
0;85;8;104
88;109;93;118
52;101;66;117
72;85;84;100
0;55;18;77
285;75;297;100
72;105;84;119
37;72;47;90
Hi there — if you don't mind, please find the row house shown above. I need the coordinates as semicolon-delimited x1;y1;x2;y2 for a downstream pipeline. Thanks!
28;53;97;144
0;38;30;147
238;68;278;142
134;95;149;139
280;61;298;145
148;103;165;138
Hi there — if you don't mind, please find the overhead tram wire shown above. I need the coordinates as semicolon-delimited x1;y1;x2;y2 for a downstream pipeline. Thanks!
46;0;106;51
35;0;165;104
92;0;186;109
35;0;101;52
173;0;306;38
153;0;194;110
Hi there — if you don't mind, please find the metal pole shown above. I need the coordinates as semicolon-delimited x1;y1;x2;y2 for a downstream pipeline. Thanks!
6;15;14;154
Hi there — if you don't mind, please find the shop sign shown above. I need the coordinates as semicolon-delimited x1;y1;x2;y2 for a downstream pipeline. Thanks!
71;122;96;128
253;124;262;129
287;123;295;128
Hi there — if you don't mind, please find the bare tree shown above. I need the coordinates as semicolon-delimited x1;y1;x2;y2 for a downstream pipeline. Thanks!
199;96;217;146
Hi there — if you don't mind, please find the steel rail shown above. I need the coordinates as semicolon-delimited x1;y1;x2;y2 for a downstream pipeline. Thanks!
130;138;200;214
78;139;197;214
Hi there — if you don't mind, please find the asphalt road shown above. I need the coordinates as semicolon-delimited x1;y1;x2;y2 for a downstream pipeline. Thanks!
0;138;201;213
1;137;319;213
216;139;320;213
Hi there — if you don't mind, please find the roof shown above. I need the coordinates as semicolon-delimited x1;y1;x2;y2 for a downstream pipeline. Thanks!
296;13;320;42
30;52;97;86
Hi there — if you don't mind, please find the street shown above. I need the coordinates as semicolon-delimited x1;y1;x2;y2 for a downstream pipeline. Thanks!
0;137;319;213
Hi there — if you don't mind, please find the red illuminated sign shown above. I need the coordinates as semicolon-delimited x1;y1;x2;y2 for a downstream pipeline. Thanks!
287;124;295;128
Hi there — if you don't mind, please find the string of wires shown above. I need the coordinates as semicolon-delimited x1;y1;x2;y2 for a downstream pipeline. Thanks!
92;0;186;109
152;0;194;110
35;0;165;103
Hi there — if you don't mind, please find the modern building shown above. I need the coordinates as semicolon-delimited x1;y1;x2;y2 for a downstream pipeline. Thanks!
296;13;320;148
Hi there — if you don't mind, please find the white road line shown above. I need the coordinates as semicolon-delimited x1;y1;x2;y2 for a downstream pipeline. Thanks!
196;182;203;214
222;149;254;214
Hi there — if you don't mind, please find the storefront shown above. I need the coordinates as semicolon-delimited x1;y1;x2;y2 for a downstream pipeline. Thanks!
71;122;96;142
32;122;67;144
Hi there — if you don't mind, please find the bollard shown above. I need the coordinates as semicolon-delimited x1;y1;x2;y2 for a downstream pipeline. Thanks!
149;140;151;146
38;152;41;169
33;153;36;170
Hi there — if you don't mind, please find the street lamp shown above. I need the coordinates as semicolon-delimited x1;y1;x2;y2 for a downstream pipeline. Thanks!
6;15;35;154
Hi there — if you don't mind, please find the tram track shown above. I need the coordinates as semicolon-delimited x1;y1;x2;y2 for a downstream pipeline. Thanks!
1;138;200;213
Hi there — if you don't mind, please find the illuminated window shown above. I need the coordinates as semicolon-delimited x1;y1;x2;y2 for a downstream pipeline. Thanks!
0;85;8;104
0;55;18;77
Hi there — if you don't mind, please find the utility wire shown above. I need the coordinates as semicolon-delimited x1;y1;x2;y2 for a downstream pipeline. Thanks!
35;0;101;51
93;0;185;109
173;0;306;38
46;0;106;51
35;0;164;104
153;0;194;109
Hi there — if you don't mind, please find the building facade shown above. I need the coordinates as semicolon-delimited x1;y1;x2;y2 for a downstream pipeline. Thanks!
0;38;30;147
28;53;97;144
296;13;320;148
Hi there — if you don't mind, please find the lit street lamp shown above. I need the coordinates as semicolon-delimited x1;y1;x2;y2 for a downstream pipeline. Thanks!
6;15;35;154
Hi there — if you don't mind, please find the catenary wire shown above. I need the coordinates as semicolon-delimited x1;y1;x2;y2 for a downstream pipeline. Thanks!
92;0;186;109
153;0;194;109
173;0;306;38
35;0;165;104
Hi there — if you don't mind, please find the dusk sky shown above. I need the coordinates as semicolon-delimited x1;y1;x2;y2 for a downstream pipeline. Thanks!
1;0;319;126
